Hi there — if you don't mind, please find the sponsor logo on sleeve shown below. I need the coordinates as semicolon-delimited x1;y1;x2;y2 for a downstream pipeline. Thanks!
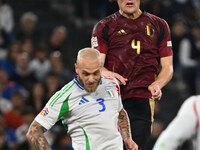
167;41;172;47
91;36;98;48
40;107;49;118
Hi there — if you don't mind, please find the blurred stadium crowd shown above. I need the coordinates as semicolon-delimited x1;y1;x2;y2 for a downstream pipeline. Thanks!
0;0;200;149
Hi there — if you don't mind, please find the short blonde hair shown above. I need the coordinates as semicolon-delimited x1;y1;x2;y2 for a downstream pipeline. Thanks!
76;48;101;65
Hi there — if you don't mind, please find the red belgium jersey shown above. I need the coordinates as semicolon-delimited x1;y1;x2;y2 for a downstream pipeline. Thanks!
91;11;173;100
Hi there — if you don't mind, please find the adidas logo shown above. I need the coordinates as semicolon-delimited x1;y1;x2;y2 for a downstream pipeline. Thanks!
79;97;89;105
117;29;127;35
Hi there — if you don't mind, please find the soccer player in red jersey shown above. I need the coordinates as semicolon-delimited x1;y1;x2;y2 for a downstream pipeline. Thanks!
91;0;173;149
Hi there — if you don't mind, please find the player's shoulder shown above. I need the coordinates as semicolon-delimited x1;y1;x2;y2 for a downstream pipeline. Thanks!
59;80;77;95
179;95;200;113
93;12;119;32
144;12;168;25
47;80;75;106
144;12;163;21
101;74;116;80
101;75;120;96
184;95;200;105
101;75;119;85
98;12;119;24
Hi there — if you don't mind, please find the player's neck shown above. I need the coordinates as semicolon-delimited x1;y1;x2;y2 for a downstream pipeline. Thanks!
119;9;142;20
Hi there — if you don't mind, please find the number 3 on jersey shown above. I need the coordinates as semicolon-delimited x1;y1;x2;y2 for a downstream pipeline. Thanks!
131;40;141;54
96;98;106;112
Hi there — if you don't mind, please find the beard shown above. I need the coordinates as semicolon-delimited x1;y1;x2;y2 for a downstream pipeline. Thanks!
78;76;101;92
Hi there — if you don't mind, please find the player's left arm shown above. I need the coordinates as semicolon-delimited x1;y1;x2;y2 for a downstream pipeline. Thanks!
148;56;173;100
148;18;173;100
118;108;138;150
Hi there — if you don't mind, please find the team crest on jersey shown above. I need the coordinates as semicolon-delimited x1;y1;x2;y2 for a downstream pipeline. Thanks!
91;36;98;48
145;24;154;36
40;107;49;118
105;87;115;98
117;29;127;36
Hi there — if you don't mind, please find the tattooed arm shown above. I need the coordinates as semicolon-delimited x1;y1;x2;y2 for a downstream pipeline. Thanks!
26;120;51;150
118;108;138;150
118;108;131;140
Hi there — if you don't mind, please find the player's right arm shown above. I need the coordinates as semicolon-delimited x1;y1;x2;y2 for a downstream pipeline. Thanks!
91;20;127;85
26;121;51;150
100;53;128;85
26;82;74;150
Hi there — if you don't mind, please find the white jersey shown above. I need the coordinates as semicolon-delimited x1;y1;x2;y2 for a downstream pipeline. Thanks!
153;95;200;150
35;75;123;150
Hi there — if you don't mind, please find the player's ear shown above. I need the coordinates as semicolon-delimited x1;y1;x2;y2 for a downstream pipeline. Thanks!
75;63;79;74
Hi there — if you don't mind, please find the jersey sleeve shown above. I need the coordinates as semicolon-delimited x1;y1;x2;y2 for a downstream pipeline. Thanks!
153;96;198;150
118;96;123;112
91;21;109;54
113;78;123;112
35;89;71;130
158;19;173;58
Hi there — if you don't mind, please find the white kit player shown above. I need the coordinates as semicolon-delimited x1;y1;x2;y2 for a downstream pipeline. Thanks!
153;95;200;150
26;48;138;150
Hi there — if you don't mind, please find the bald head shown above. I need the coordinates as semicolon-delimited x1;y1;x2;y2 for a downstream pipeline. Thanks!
75;48;102;92
76;48;101;65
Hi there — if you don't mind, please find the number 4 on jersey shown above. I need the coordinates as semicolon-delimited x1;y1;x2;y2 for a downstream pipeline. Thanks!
131;40;141;55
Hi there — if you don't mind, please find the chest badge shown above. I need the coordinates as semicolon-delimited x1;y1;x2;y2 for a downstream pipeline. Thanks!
145;24;154;36
105;87;115;98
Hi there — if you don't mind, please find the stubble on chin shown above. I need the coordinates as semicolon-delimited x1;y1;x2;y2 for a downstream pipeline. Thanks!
78;76;101;92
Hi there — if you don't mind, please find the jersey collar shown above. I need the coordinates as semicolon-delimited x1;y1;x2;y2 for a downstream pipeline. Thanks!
73;76;84;90
73;76;103;90
117;10;145;20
